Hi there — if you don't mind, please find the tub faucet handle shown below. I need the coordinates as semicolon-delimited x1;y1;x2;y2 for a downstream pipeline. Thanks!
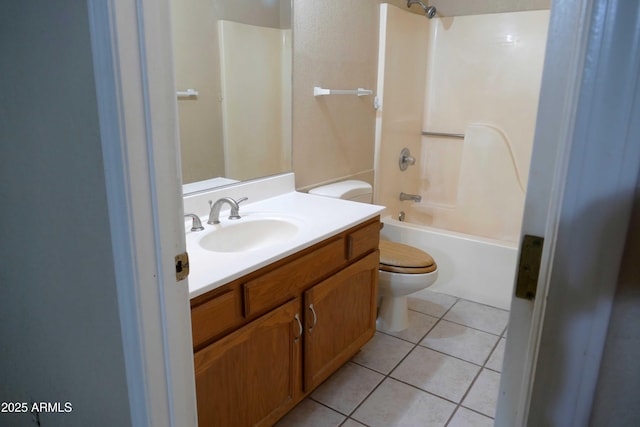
399;147;416;171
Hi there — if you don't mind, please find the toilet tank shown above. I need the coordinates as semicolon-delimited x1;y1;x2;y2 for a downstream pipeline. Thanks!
308;180;373;204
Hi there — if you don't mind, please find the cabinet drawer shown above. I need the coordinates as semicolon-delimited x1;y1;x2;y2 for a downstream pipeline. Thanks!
346;219;380;261
244;238;345;317
191;286;243;349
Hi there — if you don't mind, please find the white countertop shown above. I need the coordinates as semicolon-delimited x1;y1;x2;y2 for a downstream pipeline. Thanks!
186;190;384;299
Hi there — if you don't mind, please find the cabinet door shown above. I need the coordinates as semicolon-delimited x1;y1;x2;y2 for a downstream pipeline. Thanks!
304;251;379;391
194;298;303;427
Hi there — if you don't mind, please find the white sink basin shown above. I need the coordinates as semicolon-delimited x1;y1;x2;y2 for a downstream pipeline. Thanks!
198;217;300;253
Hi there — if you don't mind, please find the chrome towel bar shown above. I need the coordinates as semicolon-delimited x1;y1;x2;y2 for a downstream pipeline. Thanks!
177;88;199;98
422;131;465;139
313;86;373;97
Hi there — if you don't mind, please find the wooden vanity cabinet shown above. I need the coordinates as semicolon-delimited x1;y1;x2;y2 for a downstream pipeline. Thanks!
194;298;302;427
191;216;380;427
304;251;378;391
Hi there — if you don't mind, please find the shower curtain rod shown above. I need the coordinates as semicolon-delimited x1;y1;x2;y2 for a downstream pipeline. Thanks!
422;131;465;139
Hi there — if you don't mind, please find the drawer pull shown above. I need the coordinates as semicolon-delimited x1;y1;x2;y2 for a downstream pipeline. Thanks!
309;304;317;332
294;313;303;343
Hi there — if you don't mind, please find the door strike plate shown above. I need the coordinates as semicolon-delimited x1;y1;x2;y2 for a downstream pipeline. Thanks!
175;252;190;281
515;235;544;300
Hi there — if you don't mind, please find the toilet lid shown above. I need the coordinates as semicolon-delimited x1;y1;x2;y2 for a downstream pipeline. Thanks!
379;240;437;274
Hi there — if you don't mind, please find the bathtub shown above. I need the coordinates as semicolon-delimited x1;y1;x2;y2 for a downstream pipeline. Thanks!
380;216;518;310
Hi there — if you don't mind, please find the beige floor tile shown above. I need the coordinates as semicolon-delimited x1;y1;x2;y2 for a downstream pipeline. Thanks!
407;289;458;318
352;378;456;427
486;337;506;372
274;398;345;427
443;300;509;335
382;310;439;344
341;419;367;427
391;346;480;402
351;332;414;374
311;362;383;415
462;368;502;418
448;407;494;427
420;320;499;365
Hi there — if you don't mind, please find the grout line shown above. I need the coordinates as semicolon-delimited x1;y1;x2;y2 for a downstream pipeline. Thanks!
307;395;351;418
375;312;440;345
431;317;505;337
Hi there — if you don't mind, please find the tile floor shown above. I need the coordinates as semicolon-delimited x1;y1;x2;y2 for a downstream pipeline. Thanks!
275;289;509;427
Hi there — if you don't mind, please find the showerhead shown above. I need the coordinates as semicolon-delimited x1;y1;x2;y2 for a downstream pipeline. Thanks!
407;0;437;19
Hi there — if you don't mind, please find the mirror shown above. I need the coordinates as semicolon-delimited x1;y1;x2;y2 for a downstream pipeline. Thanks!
171;0;292;193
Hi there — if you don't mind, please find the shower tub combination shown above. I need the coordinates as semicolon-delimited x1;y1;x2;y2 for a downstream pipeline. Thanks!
374;4;549;310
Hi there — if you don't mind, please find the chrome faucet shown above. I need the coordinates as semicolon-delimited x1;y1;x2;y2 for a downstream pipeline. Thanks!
399;192;422;202
184;213;204;231
207;197;248;225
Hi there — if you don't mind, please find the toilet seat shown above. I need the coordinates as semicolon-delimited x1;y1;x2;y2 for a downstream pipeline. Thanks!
379;240;437;274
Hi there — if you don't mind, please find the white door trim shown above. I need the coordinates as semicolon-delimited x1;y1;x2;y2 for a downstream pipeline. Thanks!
88;1;197;426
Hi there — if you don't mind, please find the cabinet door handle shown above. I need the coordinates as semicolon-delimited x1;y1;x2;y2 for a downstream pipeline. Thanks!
294;313;303;343
346;235;354;259
309;304;317;332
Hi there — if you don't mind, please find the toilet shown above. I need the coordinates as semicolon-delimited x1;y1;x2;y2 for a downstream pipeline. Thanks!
308;180;438;332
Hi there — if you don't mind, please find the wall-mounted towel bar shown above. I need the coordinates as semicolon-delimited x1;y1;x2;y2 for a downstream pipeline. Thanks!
177;89;199;98
314;86;373;97
422;131;465;139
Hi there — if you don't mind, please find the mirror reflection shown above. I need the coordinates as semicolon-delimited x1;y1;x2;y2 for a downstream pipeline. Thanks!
171;0;292;191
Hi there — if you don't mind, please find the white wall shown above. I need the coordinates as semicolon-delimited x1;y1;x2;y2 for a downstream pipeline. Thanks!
0;2;132;426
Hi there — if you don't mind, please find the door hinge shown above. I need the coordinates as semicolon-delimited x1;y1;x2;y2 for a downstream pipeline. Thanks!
175;252;190;281
515;235;544;300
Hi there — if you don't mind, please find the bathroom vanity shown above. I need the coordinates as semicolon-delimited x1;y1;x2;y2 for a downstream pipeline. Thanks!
184;175;383;427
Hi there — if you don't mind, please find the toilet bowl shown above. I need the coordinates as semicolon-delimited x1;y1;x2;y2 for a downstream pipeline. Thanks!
308;180;439;332
378;240;438;331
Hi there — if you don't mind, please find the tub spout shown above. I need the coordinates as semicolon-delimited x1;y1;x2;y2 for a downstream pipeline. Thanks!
399;192;422;202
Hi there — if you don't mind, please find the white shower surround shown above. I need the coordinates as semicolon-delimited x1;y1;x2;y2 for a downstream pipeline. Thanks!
375;4;549;308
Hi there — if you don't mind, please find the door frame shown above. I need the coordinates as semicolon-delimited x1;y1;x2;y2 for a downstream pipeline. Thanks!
88;0;197;426
497;0;640;425
88;0;640;426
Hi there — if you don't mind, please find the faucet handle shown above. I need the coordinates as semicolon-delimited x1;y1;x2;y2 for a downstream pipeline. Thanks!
184;213;204;231
228;197;248;220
